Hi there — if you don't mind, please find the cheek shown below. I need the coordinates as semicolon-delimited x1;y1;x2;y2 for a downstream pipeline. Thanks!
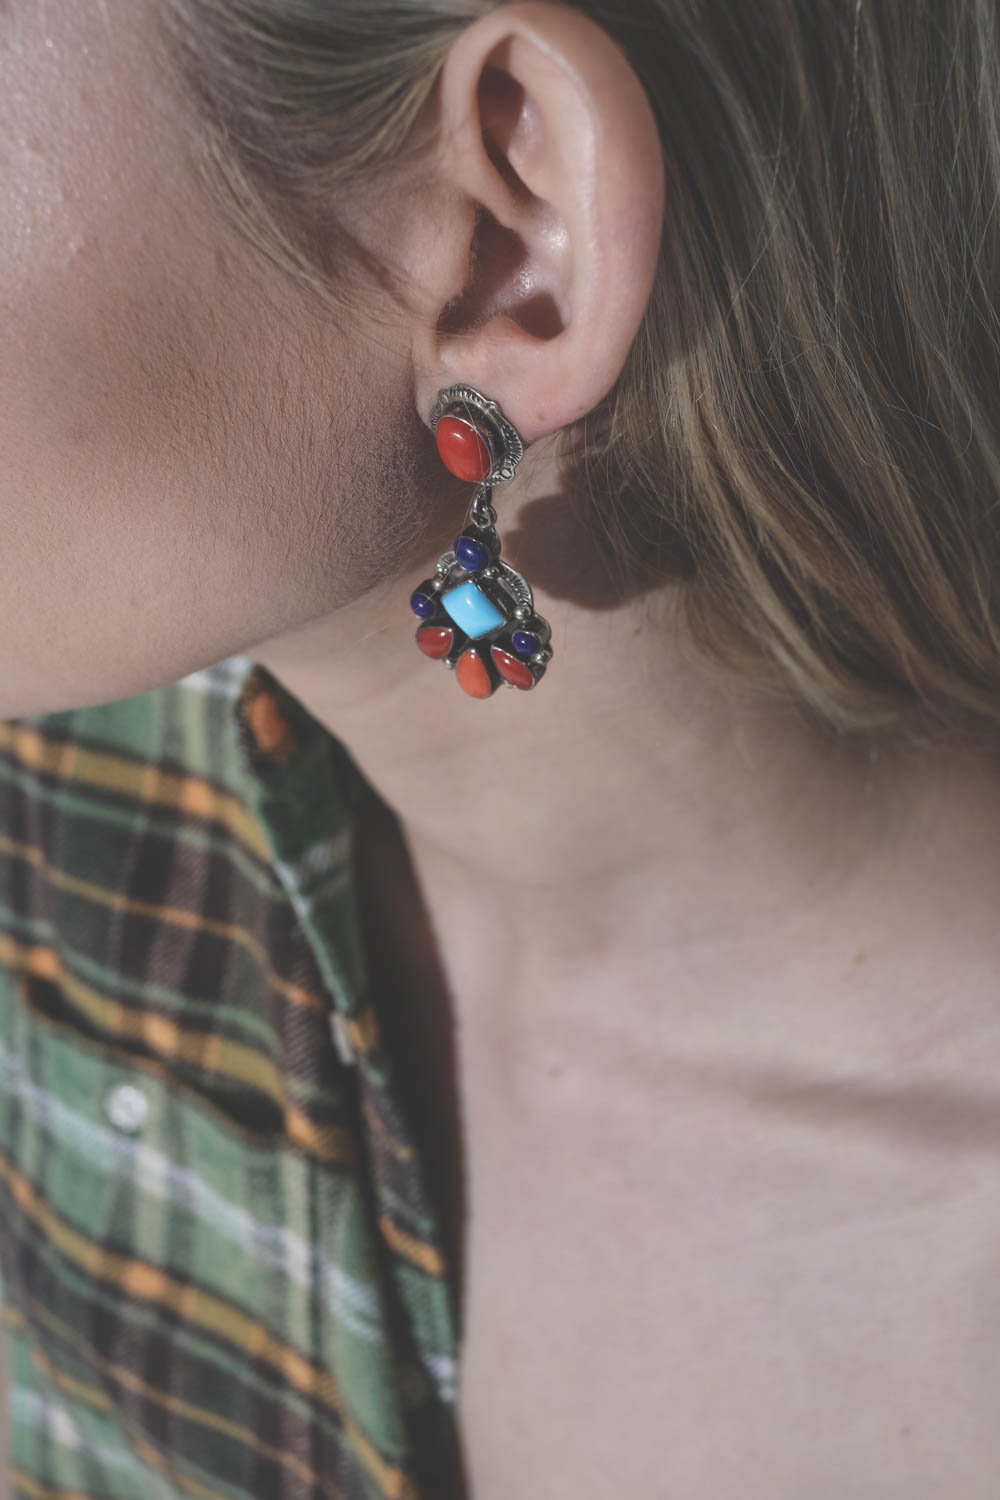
0;6;221;485
0;1;427;721
3;232;214;493
0;178;267;712
0;194;424;717
0;6;287;713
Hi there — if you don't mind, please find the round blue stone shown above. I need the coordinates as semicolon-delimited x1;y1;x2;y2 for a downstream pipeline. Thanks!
512;630;540;657
455;535;489;573
410;591;435;619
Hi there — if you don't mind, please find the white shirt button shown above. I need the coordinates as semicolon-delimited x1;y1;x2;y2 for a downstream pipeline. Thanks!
105;1082;149;1134
329;1010;356;1066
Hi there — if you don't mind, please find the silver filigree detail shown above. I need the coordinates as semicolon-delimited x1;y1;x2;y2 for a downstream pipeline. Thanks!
497;562;534;612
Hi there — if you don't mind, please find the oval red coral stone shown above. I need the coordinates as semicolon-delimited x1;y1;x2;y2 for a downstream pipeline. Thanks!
456;648;493;698
436;416;491;482
491;647;535;690
416;626;453;659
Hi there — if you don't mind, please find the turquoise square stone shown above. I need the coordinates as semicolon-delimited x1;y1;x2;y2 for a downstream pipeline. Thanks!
441;581;506;638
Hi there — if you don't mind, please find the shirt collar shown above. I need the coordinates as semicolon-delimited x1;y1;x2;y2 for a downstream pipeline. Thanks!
230;659;370;1022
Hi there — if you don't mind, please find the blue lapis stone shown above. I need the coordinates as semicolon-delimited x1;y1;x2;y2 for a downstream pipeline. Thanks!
455;535;490;572
410;591;435;619
441;581;506;638
512;630;540;657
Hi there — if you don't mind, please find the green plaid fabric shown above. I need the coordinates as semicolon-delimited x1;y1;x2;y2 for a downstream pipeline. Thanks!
0;655;462;1500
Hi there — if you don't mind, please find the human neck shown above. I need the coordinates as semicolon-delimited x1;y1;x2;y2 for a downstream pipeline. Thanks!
247;476;1000;1081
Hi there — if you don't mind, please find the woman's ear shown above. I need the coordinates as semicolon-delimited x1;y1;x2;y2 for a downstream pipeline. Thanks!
408;1;665;443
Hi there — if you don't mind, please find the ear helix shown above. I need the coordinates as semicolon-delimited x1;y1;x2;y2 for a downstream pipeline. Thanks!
408;385;554;700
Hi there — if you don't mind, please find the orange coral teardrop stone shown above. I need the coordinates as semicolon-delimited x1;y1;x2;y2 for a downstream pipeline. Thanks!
456;648;493;698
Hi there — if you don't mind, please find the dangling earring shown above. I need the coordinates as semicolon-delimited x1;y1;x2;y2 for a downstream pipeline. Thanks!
408;384;554;700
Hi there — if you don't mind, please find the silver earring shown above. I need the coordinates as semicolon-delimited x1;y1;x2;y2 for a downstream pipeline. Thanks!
408;384;554;699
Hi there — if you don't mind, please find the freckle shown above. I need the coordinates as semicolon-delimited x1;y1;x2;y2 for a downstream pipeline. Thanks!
853;950;866;964
548;1065;562;1079
900;1424;912;1437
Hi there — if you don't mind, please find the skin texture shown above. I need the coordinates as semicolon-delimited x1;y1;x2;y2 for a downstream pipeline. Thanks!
7;3;1000;1495
0;0;449;715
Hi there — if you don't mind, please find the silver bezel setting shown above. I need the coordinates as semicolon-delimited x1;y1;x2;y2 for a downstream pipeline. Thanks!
430;384;524;485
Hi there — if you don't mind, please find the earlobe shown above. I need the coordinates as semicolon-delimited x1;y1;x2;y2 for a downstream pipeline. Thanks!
417;1;665;444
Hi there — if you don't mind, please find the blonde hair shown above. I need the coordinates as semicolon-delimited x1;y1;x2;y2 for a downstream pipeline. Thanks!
160;0;1000;757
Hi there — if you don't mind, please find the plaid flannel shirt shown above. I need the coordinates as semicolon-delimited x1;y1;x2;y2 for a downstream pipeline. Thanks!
0;655;461;1500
